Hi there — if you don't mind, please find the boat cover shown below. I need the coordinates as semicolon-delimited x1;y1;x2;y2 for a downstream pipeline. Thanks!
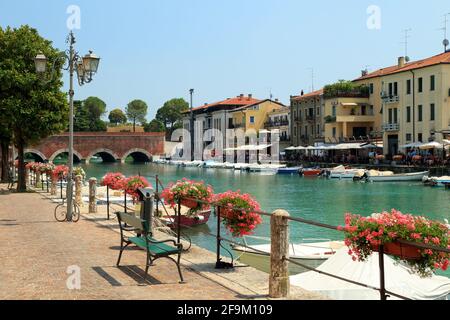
290;248;450;300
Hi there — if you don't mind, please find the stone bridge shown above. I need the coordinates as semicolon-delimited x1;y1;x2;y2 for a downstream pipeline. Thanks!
26;132;165;164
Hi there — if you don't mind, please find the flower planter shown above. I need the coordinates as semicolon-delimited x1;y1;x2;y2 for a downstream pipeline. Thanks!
372;242;422;260
181;199;199;209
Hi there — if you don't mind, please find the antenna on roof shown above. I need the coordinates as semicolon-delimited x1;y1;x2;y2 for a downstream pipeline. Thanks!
400;28;412;60
440;13;450;52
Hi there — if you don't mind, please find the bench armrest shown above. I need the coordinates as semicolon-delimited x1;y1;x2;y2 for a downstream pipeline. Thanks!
147;237;183;250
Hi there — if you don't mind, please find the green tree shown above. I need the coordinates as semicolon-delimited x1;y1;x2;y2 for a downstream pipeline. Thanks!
108;108;127;125
155;98;189;134
144;119;165;132
0;25;68;191
126;99;148;132
84;96;107;131
73;100;90;132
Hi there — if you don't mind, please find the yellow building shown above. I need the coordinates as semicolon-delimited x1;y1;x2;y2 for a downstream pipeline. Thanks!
107;125;145;133
354;52;450;156
230;99;287;133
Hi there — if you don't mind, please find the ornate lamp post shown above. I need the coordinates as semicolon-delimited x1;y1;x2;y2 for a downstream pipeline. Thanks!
34;31;100;221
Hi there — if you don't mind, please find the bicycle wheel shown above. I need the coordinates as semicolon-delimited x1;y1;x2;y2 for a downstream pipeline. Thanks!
72;203;80;222
54;204;67;222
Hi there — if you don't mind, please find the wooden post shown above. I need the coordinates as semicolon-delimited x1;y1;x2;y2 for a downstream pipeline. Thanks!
75;175;82;206
88;178;97;213
51;174;57;196
269;209;290;299
36;171;41;188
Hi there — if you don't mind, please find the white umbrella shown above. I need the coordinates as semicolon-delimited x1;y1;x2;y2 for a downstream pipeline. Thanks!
400;142;424;149
419;142;444;150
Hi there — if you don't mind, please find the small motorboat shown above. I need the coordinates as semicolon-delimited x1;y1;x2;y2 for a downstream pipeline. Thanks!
301;168;322;177
231;239;345;275
277;166;302;175
366;170;430;182
423;176;450;187
159;209;211;229
327;166;365;179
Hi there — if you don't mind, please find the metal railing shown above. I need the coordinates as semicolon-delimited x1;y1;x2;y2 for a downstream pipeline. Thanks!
382;123;400;132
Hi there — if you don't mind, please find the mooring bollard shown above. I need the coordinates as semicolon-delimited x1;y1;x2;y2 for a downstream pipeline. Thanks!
269;209;290;299
75;175;82;207
36;171;41;188
89;178;97;213
51;174;57;196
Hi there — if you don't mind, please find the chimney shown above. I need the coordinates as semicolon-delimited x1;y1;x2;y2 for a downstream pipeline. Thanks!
239;94;244;100
275;98;279;102
301;90;304;96
248;94;252;100
361;69;368;77
398;56;405;68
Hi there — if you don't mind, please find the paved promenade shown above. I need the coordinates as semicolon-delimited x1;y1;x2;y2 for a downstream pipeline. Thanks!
0;184;324;300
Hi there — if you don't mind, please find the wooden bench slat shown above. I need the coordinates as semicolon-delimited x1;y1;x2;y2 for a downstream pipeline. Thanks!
129;237;179;255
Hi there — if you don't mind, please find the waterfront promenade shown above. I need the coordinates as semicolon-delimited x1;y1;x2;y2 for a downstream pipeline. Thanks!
0;184;324;300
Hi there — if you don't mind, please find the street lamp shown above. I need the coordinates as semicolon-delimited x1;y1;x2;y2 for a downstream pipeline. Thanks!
35;31;100;222
189;89;194;161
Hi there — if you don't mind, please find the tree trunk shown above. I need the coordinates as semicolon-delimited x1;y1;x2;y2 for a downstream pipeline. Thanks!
0;140;10;182
16;142;27;192
133;119;136;133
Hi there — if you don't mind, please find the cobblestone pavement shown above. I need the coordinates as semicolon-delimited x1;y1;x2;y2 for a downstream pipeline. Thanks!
0;187;239;300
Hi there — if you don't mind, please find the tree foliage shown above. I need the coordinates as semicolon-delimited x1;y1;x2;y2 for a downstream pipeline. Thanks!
144;119;165;133
108;108;127;125
73;97;107;132
155;98;189;132
0;25;69;191
323;80;369;98
126;99;148;132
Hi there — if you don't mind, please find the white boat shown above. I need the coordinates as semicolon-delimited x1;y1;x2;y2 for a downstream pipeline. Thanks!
328;166;365;179
231;240;345;275
366;170;429;182
423;176;450;187
290;248;450;300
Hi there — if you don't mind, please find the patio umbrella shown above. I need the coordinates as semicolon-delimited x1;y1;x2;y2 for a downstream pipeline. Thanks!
400;142;424;149
419;142;444;150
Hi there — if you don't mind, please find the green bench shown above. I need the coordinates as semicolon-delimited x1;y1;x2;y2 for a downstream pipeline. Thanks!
115;212;185;283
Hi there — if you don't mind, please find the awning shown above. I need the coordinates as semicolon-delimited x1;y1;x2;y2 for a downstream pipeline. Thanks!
400;142;424;149
341;103;358;107
225;144;273;151
333;143;364;150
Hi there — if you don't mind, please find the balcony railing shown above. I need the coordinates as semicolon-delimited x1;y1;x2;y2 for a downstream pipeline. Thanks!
382;123;400;132
381;95;400;104
265;120;289;128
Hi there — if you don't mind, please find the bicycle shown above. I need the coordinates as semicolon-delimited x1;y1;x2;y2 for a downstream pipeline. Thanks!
54;198;80;222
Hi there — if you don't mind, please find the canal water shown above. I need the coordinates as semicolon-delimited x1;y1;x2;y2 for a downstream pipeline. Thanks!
81;163;450;278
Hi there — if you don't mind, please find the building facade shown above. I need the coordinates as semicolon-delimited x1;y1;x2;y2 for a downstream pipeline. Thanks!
354;52;450;156
290;89;324;147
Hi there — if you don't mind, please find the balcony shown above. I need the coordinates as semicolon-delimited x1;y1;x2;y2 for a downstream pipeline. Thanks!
382;95;400;104
265;120;289;128
382;123;400;132
336;115;375;123
306;116;315;122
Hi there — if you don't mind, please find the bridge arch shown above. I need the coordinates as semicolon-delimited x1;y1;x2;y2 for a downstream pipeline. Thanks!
85;148;119;164
49;149;83;164
23;149;47;163
121;148;152;164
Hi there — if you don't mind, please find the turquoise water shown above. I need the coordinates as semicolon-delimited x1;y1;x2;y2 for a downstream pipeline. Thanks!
81;163;450;277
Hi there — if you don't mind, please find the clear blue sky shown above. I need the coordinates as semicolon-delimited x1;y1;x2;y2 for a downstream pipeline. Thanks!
1;0;449;120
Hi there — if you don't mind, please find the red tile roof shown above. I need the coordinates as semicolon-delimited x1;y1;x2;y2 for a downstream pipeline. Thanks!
188;96;262;113
354;51;450;81
291;89;324;102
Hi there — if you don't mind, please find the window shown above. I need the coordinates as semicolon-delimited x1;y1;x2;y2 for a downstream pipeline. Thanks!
394;82;398;96
418;105;423;122
430;75;435;91
317;107;320;116
406;106;411;123
406;133;412;141
406;79;411;95
317;124;320;135
393;108;398;124
332;106;336;117
370;83;374;94
418;133;423;142
332;127;336;138
299;110;302;120
388;83;393;96
388;108;393;124
418;78;423;93
430;103;435;121
250;116;255;124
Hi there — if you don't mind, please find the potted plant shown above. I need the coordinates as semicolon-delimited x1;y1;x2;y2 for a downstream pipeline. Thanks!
338;209;450;277
214;191;262;237
101;172;126;191
123;176;151;203
73;167;86;181
161;179;213;215
52;165;69;180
